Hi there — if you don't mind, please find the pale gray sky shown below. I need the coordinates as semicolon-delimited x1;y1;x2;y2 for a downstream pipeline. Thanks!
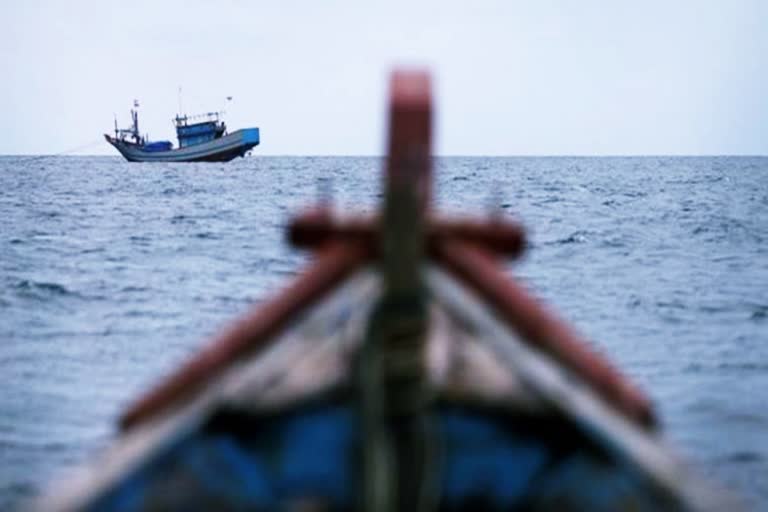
2;0;767;155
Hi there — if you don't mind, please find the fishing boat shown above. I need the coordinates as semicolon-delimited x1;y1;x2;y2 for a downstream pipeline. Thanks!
104;102;259;162
42;71;725;511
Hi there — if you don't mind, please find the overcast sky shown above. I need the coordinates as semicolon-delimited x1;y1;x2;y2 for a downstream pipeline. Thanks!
2;1;767;156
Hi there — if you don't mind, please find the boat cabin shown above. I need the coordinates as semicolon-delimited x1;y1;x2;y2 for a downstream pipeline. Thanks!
174;112;227;148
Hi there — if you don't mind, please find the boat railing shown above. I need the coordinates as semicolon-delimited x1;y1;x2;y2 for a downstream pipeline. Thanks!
173;111;224;127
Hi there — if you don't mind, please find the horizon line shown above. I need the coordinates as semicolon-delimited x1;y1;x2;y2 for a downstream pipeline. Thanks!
2;153;767;158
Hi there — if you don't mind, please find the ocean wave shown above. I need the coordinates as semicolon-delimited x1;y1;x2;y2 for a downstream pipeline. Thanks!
750;304;768;320
721;452;764;464
13;280;71;297
554;231;590;244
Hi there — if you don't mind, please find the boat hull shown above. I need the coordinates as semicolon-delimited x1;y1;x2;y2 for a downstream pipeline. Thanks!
104;128;259;162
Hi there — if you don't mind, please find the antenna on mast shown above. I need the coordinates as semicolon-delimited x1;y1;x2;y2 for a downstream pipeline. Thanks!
131;100;140;143
222;95;233;118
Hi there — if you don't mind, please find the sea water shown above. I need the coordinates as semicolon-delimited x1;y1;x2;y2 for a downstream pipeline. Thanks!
1;156;766;508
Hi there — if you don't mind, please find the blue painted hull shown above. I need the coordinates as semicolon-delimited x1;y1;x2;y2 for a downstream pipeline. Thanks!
105;128;259;162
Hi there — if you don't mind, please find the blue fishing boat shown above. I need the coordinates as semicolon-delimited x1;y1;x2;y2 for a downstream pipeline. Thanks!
105;102;259;162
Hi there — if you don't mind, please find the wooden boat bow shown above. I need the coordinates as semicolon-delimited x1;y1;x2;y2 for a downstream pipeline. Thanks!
38;69;735;512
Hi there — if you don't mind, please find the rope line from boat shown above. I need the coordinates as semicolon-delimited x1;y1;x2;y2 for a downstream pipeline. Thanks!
22;138;105;161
